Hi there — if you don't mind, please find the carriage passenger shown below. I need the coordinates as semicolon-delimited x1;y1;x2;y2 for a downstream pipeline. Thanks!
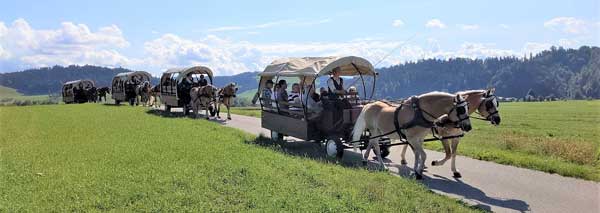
327;67;346;98
288;83;302;111
261;79;274;107
198;74;208;87
276;80;288;110
303;84;323;118
178;73;194;111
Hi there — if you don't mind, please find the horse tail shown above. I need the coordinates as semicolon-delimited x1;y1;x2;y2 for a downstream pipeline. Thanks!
352;104;370;142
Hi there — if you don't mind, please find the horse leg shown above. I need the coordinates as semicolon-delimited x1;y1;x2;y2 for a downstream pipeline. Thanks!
226;99;231;120
408;136;425;180
450;138;462;178
400;145;408;165
371;130;386;170
432;139;451;166
216;101;221;119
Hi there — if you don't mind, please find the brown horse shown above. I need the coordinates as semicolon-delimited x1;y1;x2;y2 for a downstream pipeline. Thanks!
217;83;238;120
97;87;110;102
135;81;152;106
400;88;501;178
351;92;472;179
190;84;218;119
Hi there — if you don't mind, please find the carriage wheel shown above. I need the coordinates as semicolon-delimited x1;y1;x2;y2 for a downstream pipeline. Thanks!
380;146;391;158
325;137;344;159
165;105;171;112
270;131;282;142
115;100;121;105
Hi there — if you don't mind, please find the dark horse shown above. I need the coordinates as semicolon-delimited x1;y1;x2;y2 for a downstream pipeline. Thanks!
97;87;110;102
86;87;98;103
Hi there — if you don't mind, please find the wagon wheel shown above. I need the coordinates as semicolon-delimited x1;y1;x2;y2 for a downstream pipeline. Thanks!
325;137;344;159
271;131;283;143
115;100;121;105
165;105;171;112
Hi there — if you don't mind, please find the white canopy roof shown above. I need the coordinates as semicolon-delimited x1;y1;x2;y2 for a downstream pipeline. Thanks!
114;71;152;81
63;79;95;87
259;56;376;77
164;66;214;82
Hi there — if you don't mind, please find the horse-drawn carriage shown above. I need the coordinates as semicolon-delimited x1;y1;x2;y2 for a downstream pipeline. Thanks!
111;71;153;105
160;66;215;114
257;56;389;158
62;79;95;104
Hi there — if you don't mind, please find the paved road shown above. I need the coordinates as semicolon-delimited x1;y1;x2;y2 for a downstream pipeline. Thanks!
168;110;599;213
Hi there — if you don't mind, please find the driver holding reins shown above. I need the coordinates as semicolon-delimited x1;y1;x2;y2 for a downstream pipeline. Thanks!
327;67;346;98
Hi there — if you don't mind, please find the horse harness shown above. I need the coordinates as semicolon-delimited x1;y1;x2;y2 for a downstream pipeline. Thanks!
353;96;469;146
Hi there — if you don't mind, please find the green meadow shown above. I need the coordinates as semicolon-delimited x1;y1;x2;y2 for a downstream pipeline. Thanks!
0;104;478;212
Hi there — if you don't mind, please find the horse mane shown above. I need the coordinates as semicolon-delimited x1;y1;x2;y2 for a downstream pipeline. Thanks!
456;89;486;96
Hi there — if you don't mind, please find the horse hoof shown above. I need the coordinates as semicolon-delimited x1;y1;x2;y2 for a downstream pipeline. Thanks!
227;117;231;120
415;174;423;180
206;117;210;120
431;161;437;166
453;172;462;178
400;160;407;165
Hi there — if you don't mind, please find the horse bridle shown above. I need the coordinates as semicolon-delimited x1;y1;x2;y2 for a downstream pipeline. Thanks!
473;94;499;121
443;98;470;127
420;97;470;128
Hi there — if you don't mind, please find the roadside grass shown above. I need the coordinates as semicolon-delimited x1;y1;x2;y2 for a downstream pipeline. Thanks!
231;101;600;181
0;104;479;212
230;107;261;118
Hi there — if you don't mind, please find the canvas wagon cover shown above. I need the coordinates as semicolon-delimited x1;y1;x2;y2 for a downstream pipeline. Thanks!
259;56;375;77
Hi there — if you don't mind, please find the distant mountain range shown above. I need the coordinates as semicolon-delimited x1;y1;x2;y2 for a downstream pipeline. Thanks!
1;46;598;99
0;65;259;95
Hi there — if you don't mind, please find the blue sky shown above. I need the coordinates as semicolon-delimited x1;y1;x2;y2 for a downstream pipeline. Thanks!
1;0;599;75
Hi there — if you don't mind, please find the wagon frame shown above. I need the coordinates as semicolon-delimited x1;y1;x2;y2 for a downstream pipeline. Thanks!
62;79;95;104
257;56;389;158
111;71;153;105
159;66;214;113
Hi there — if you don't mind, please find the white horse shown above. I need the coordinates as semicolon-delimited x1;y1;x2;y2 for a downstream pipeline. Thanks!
400;88;501;178
190;84;218;119
352;92;472;179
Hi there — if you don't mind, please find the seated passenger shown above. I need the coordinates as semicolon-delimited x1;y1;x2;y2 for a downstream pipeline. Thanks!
347;86;360;104
304;84;323;117
276;80;288;110
288;83;302;110
198;74;208;87
261;79;274;107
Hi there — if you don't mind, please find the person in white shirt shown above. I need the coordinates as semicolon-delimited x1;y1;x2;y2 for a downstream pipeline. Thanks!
327;67;346;98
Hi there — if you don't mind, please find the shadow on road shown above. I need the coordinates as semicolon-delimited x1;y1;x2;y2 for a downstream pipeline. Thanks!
424;174;530;212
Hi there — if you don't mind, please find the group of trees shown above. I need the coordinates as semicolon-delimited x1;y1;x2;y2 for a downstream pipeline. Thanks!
1;46;598;101
373;46;599;99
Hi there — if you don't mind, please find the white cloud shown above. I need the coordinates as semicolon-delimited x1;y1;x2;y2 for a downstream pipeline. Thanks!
543;17;587;34
392;19;405;27
558;38;579;47
426;19;446;29
207;18;331;32
522;42;552;54
499;24;510;29
458;24;479;30
0;19;131;71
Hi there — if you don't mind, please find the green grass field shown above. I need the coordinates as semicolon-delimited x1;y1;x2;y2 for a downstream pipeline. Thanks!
231;101;600;181
0;85;56;104
0;104;478;212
